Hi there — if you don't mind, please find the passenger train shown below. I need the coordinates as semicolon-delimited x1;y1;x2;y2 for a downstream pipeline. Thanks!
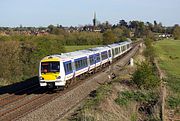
39;40;132;88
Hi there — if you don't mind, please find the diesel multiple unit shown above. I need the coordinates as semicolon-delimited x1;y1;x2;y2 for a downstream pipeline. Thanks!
39;41;132;88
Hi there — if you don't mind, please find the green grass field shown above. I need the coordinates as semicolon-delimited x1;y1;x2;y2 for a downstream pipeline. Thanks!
65;45;99;52
154;39;180;109
154;39;180;77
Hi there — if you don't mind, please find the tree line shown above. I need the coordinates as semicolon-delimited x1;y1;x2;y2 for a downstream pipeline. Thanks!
0;38;65;85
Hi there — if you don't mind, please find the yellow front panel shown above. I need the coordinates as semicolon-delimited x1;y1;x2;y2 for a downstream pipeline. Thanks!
41;58;60;62
41;73;59;81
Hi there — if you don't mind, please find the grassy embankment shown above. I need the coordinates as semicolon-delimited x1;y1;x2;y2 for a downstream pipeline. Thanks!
154;39;180;113
66;44;161;121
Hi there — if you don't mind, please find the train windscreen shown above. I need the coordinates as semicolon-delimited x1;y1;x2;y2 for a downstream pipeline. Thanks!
41;62;60;73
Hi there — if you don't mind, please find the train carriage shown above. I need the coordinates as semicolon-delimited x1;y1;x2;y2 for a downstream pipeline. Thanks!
39;40;132;88
90;46;112;66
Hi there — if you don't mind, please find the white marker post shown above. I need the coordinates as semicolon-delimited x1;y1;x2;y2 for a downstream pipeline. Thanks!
130;58;134;66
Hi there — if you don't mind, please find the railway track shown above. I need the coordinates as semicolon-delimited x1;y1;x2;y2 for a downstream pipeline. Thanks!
0;84;40;107
0;76;39;98
0;75;97;121
0;66;105;121
0;43;141;121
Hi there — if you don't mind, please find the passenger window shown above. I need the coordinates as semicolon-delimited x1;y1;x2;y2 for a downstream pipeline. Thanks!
64;61;73;74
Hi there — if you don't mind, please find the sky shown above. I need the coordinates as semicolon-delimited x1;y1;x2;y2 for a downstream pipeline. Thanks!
0;0;179;27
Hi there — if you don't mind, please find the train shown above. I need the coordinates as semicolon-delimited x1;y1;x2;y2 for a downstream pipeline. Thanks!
39;40;132;88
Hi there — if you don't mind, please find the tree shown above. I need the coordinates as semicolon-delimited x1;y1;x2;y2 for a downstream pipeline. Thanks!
121;26;130;38
102;30;116;45
48;25;63;35
0;41;22;82
146;22;154;31
129;21;139;29
119;20;128;27
112;28;123;40
173;24;180;40
153;21;164;33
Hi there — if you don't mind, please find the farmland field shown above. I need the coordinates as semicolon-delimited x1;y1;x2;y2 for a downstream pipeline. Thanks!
154;39;180;110
154;39;180;76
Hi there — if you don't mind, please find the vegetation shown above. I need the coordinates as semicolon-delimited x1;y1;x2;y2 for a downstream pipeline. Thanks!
144;38;156;62
117;37;161;120
154;39;180;77
132;61;160;90
130;113;137;121
0;32;103;45
84;84;112;109
0;39;65;86
68;83;112;121
65;45;99;52
154;39;180;112
115;90;159;106
102;29;116;45
173;25;180;40
132;37;160;90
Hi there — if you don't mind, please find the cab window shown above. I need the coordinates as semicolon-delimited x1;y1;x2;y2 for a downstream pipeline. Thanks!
41;62;60;73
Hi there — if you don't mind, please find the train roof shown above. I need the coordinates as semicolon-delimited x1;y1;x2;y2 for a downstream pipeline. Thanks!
89;46;110;52
107;41;131;48
41;40;132;62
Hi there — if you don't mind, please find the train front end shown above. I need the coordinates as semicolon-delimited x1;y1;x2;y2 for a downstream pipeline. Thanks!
39;56;65;88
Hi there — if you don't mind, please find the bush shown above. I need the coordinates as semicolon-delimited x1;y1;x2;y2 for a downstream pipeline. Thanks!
132;61;160;89
144;38;156;62
166;75;180;93
173;25;180;40
115;90;158;106
115;97;129;106
84;84;112;108
168;96;180;109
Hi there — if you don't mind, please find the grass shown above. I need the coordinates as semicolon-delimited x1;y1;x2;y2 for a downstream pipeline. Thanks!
130;113;137;121
115;90;158;106
115;90;160;120
154;39;180;110
154;39;180;77
64;45;99;52
84;84;112;109
68;83;112;121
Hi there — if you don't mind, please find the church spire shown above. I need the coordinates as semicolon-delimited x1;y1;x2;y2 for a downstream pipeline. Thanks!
93;12;97;27
94;12;96;20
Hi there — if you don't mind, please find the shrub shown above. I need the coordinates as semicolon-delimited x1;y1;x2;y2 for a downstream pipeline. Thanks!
115;97;129;106
168;96;180;109
132;61;160;89
144;38;156;62
84;84;112;108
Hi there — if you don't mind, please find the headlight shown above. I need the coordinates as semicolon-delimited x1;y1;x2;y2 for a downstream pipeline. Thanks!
39;76;44;80
56;76;61;79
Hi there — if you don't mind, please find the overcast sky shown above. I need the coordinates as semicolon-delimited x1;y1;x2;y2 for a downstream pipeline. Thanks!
0;0;179;27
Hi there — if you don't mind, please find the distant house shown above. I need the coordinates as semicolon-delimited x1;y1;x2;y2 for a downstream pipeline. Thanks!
158;34;172;38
